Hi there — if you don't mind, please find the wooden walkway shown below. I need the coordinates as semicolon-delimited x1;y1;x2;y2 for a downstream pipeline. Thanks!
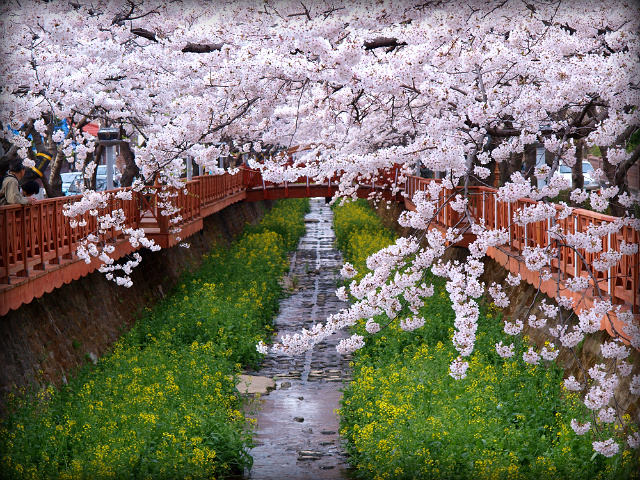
1;167;638;343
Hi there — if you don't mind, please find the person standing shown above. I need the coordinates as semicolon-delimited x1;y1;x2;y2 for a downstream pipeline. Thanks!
0;159;37;205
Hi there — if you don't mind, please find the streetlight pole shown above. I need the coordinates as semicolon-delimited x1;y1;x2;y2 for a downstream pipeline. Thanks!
97;127;120;190
186;155;193;182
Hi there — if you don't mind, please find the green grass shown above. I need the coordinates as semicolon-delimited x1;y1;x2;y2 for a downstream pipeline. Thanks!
335;201;639;480
0;198;310;480
332;199;397;281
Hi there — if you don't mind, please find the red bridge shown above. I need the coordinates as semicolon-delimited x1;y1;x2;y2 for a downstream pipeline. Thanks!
1;168;638;342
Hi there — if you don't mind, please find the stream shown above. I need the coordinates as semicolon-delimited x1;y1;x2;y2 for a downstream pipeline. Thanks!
244;198;355;480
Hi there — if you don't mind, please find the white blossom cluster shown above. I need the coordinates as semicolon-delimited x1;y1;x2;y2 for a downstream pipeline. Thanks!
2;0;639;458
62;189;160;286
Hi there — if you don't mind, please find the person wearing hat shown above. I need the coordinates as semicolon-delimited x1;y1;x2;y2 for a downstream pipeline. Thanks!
0;159;37;205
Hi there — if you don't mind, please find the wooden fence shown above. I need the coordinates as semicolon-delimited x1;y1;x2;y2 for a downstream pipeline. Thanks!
1;169;638;321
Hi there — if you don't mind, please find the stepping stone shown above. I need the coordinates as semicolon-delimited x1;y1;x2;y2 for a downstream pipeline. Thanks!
298;450;323;459
235;375;275;394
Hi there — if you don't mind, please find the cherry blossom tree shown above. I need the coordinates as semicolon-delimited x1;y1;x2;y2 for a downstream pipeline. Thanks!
1;0;639;457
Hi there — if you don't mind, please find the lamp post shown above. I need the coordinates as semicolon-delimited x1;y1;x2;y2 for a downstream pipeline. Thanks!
97;127;120;190
186;155;193;181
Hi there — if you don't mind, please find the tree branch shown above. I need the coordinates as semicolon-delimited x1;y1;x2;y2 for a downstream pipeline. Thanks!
364;37;407;51
199;97;260;141
615;142;640;185
182;42;224;53
130;27;157;42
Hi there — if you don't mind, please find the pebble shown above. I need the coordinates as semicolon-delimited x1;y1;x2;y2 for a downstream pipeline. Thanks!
293;416;304;422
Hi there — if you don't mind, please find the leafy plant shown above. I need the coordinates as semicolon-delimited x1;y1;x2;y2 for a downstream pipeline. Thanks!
335;201;638;480
0;199;310;480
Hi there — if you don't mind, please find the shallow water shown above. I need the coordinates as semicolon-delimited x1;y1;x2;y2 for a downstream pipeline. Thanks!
244;199;355;480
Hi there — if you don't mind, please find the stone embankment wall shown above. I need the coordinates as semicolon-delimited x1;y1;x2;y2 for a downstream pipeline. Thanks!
372;201;639;416
0;200;271;414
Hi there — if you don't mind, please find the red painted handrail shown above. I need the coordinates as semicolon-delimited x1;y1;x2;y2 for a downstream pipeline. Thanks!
404;175;639;314
0;169;638;318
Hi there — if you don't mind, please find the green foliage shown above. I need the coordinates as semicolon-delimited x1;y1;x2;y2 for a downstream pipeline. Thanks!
244;198;310;250
588;145;602;157
627;130;640;153
335;202;638;480
0;199;309;480
333;200;396;280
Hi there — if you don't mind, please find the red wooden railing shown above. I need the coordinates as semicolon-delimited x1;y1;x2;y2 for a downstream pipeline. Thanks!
1;168;638;321
0;172;249;314
0;192;139;285
405;175;640;318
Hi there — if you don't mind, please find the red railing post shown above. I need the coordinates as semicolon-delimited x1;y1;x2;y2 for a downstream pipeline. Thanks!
18;206;27;277
1;208;9;283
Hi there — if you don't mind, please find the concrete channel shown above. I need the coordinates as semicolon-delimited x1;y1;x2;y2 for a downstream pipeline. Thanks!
243;198;355;480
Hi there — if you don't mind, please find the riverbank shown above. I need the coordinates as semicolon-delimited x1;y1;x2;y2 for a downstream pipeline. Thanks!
335;200;638;480
0;199;309;479
0;200;273;415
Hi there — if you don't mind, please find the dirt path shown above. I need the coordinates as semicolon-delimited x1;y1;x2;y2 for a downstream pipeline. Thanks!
245;198;354;480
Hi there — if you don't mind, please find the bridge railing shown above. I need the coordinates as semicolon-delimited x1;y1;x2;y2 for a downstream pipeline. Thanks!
200;171;244;205
241;167;338;190
2;171;638;315
404;175;462;227
242;164;405;196
0;173;248;284
406;175;640;313
0;191;139;284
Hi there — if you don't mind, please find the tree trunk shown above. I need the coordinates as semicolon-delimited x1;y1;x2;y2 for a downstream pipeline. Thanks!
82;145;103;191
48;150;66;197
511;150;523;178
40;174;54;200
497;157;511;187
49;115;93;196
600;146;616;185
571;139;584;192
485;158;498;188
0;146;19;179
498;152;524;186
523;144;537;186
119;140;139;188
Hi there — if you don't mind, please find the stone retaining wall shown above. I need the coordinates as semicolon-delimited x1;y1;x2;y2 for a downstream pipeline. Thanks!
0;200;271;414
